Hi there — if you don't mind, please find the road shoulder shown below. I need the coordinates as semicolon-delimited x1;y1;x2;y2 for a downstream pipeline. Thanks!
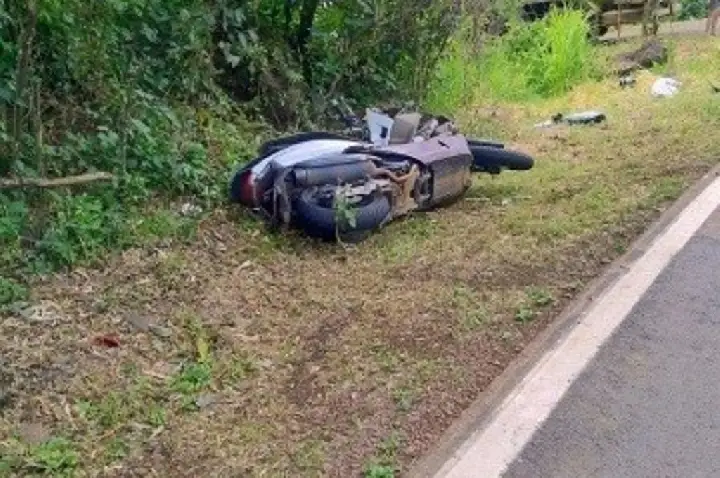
408;164;720;478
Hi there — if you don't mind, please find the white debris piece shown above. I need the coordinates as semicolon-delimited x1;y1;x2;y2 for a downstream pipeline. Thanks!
180;202;203;216
651;77;681;98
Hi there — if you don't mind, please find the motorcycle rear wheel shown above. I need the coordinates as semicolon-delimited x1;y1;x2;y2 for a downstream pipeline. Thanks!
469;144;534;174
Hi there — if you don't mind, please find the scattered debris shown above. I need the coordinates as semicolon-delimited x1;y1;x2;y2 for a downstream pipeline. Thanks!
619;74;636;88
561;111;607;125
180;202;203;216
651;77;681;98
615;38;668;76
535;110;607;128
92;334;121;348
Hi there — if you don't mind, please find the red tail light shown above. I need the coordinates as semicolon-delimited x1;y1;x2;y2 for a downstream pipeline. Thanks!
237;170;259;207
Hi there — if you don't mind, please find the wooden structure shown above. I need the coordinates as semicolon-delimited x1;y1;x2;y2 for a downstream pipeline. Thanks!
595;0;675;37
520;0;676;38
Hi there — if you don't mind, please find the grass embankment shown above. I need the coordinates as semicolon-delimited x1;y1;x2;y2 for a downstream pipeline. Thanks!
2;23;719;478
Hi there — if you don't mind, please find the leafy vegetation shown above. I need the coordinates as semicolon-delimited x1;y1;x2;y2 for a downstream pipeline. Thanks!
678;0;708;19
2;0;540;297
1;436;79;477
363;432;403;478
426;7;601;111
0;0;602;284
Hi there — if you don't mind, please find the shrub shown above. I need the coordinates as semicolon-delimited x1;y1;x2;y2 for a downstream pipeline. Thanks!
678;0;707;19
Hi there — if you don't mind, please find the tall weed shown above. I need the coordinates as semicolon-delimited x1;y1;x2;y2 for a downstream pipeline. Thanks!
423;21;484;115
521;8;598;96
425;8;601;109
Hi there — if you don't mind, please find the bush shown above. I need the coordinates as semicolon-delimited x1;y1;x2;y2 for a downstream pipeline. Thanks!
0;0;470;286
678;0;707;19
0;0;602;289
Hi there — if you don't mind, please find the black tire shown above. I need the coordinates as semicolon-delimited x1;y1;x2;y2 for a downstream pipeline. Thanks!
469;144;534;174
294;187;391;242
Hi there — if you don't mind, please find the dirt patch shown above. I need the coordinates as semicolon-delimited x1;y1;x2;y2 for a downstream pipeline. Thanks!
286;311;355;407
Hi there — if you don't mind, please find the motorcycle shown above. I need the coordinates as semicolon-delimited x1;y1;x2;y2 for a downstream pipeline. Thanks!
228;104;535;242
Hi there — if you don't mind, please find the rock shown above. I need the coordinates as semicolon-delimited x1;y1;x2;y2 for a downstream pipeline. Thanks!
614;39;668;76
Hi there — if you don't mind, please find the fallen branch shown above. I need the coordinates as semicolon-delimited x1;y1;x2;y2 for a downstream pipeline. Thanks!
0;172;114;190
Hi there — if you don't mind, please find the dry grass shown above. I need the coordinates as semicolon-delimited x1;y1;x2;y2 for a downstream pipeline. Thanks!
1;35;719;478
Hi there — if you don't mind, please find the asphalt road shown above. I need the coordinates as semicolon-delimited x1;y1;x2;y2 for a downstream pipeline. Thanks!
503;207;720;478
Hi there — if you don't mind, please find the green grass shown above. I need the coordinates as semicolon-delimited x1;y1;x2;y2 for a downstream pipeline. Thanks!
1;437;79;477
363;432;403;478
451;285;490;331
75;376;167;431
425;8;601;111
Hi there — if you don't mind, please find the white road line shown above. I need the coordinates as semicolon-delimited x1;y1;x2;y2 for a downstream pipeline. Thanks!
435;175;720;478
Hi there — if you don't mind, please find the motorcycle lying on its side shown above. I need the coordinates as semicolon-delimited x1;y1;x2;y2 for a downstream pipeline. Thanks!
228;106;535;242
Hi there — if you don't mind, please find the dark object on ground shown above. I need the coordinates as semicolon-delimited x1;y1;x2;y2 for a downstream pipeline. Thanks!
620;74;636;88
468;143;534;174
536;111;607;128
560;111;607;125
0;368;13;412
711;81;720;94
228;110;535;242
615;39;668;76
93;334;120;348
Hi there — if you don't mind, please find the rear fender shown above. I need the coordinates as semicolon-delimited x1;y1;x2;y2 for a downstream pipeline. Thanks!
229;138;363;205
258;131;357;157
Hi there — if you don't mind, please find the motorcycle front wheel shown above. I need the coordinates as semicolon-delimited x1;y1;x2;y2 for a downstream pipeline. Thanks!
294;187;391;242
